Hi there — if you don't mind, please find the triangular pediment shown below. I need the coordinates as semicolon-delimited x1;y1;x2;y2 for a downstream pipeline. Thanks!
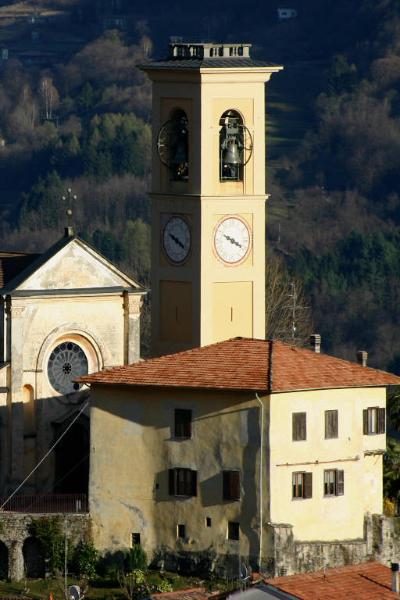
14;237;141;292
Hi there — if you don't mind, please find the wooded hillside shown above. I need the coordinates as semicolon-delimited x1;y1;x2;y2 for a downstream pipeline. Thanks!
1;0;400;367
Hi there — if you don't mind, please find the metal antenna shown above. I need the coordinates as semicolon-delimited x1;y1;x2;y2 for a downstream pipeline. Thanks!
62;188;77;237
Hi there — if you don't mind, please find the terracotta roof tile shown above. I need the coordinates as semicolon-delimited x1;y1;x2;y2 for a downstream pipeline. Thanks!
266;561;398;599
80;338;400;392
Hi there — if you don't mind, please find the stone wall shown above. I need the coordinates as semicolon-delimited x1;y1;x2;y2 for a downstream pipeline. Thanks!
267;513;400;577
0;513;90;581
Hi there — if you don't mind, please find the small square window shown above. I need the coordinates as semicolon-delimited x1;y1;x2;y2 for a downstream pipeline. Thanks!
363;407;385;435
206;517;212;527
228;521;239;541
292;472;312;499
132;533;141;546
177;524;186;539
174;409;192;438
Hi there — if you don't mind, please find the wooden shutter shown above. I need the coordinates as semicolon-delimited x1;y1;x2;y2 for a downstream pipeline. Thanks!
378;408;386;434
325;410;338;438
223;471;240;500
293;413;306;441
363;409;368;434
304;472;312;498
336;470;344;496
169;469;175;496
190;470;197;497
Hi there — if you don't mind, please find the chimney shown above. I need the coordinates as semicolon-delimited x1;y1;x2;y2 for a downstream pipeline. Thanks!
64;226;74;237
392;562;399;593
309;334;321;353
357;351;368;367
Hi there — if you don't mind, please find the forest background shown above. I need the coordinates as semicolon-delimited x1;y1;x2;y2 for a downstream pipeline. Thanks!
1;0;400;368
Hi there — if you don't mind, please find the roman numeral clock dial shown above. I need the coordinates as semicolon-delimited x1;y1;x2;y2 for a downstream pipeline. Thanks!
162;216;191;264
214;216;251;264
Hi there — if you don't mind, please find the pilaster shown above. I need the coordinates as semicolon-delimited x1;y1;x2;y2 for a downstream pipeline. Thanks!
124;292;142;364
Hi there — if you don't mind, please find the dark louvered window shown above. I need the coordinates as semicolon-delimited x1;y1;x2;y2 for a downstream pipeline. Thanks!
363;407;385;435
324;469;344;496
325;410;338;439
292;412;306;441
169;468;197;497
223;470;241;501
292;472;312;499
174;409;192;438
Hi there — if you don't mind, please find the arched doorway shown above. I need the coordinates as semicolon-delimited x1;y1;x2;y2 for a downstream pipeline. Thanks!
53;413;89;494
23;537;45;578
0;541;8;579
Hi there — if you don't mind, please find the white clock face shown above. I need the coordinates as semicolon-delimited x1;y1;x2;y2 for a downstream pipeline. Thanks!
214;216;251;264
163;216;191;264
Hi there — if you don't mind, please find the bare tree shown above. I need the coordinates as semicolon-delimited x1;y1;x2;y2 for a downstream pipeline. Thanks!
266;253;313;345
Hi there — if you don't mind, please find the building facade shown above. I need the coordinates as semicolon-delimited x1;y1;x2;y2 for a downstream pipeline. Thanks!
0;232;144;497
83;338;400;573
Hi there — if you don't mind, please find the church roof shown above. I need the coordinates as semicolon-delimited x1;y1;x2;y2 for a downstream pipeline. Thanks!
0;233;144;294
79;337;400;393
0;251;40;288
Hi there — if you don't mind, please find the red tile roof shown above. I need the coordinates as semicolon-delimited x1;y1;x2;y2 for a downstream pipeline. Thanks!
80;338;400;392
0;251;39;289
266;561;398;599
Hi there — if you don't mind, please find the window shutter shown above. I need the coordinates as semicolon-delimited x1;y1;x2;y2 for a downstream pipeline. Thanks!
300;413;306;440
231;471;240;500
363;409;368;434
304;472;312;498
223;471;229;499
336;470;344;496
169;469;175;496
191;470;197;497
292;413;297;441
378;408;386;434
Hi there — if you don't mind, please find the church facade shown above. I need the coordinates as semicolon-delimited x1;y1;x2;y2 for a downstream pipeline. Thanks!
0;233;144;498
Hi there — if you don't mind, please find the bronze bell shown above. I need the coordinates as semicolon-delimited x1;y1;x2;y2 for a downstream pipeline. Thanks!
222;139;241;165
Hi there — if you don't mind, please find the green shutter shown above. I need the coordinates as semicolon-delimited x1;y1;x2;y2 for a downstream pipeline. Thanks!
336;470;344;496
363;409;368;434
304;472;312;498
378;408;386;434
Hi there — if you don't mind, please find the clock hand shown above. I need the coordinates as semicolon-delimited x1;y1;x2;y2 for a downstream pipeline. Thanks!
224;234;242;248
169;233;184;249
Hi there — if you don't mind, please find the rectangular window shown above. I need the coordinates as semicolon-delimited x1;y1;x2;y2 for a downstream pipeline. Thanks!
177;524;186;539
223;470;241;501
363;407;385;435
324;469;344;496
325;410;338;439
292;412;306;441
206;517;212;527
174;409;192;438
292;472;312;499
131;533;141;546
228;521;240;541
169;468;197;497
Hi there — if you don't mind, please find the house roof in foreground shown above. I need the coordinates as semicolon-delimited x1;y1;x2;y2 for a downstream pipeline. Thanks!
79;337;400;393
265;561;398;599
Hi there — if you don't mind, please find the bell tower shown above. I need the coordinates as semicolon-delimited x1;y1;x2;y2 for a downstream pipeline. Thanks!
142;42;283;356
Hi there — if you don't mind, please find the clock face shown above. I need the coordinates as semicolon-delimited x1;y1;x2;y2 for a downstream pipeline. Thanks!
162;216;191;264
47;341;88;395
214;216;251;264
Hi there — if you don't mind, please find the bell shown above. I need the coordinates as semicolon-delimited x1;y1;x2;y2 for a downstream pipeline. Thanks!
222;139;241;165
172;140;187;165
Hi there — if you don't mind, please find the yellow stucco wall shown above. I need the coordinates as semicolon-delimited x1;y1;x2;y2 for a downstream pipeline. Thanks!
146;65;282;356
269;387;386;541
89;386;265;560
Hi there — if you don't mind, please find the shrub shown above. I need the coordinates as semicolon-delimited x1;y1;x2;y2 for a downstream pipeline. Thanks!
71;541;99;579
124;545;147;572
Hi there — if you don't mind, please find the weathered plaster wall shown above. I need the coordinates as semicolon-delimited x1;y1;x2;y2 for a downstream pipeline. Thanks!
89;386;265;570
269;387;386;540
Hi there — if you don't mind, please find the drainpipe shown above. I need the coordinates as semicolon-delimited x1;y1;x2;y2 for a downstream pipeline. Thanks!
255;393;264;572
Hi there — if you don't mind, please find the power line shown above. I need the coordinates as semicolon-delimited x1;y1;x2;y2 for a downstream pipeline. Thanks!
0;401;89;511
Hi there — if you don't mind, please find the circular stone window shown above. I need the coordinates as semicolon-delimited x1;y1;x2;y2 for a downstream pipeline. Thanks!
47;341;88;395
